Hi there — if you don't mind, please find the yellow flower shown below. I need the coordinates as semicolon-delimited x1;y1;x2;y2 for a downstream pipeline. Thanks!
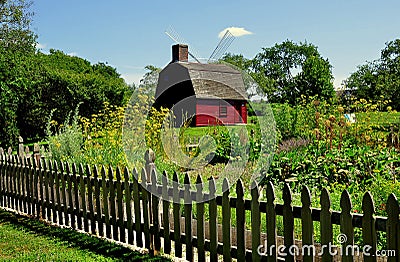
324;120;331;127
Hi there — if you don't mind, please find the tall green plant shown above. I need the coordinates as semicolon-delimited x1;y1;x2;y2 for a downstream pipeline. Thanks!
46;105;83;164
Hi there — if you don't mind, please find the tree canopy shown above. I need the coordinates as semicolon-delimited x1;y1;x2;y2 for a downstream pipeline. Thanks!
345;39;400;109
0;0;36;52
222;40;335;103
0;0;132;147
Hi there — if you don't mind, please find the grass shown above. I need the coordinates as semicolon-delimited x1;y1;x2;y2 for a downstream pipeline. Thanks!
0;208;170;262
179;123;255;139
357;111;400;126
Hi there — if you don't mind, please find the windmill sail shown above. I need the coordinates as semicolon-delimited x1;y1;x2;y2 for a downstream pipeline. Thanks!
165;26;201;63
208;30;235;62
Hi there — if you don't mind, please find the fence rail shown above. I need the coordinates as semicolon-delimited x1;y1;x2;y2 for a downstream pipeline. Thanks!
0;152;399;262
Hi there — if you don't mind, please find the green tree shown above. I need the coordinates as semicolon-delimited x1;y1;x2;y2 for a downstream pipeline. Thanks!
28;50;131;139
0;0;36;147
252;40;334;103
297;55;335;99
221;41;335;103
140;65;160;93
345;39;400;109
220;53;251;71
0;0;36;53
0;1;132;147
345;62;381;100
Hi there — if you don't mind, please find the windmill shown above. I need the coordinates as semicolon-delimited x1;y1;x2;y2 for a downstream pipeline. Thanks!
165;26;235;63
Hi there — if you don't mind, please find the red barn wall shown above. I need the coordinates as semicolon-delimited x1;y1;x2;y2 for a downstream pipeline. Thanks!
195;99;247;126
240;101;247;124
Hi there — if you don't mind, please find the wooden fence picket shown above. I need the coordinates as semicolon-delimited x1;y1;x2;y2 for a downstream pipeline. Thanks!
162;172;171;254
66;163;74;228
5;155;10;208
320;188;333;262
222;178;231;262
236;179;246;261
9;155;15;209
101;165;111;239
72;163;80;229
196;175;205;262
87;164;96;235
208;176;218;262
301;186;314;262
3;155;7;207
15;156;21;212
43;159;50;220
11;155;17;210
283;183;295;262
151;170;161;253
29;157;35;216
54;161;61;224
8;155;14;209
32;157;39;218
362;192;377;262
18;157;24;213
124;167;133;245
386;194;399;262
141;169;151;250
21;157;27;213
266;181;277;262
24;157;29;214
184;174;193;261
251;181;261;262
3;154;7;206
38;159;44;219
25;158;31;215
22;157;27;213
108;166;117;241
116;167;125;242
340;190;354;262
0;154;4;207
79;164;88;232
94;166;103;237
4;155;8;208
22;157;28;213
60;162;67;226
132;169;142;247
49;160;56;223
173;172;182;258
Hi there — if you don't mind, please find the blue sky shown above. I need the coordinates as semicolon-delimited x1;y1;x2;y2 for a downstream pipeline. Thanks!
32;0;400;88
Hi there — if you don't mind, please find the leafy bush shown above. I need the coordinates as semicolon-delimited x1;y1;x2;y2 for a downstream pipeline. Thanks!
46;106;84;164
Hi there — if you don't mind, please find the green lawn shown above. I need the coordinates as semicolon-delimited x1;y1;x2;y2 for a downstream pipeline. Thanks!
0;209;169;261
178;123;257;140
357;111;400;126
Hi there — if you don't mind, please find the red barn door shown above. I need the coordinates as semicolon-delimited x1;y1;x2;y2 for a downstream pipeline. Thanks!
241;102;247;124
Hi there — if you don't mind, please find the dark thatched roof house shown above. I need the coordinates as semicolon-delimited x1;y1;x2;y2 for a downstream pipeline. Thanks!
155;44;248;127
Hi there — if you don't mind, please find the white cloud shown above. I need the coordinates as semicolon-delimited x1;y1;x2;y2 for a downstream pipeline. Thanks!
121;72;145;86
218;27;253;38
36;43;47;49
67;52;78;57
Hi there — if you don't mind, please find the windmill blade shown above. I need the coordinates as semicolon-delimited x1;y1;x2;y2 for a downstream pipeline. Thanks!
165;26;202;63
165;25;186;44
208;30;235;62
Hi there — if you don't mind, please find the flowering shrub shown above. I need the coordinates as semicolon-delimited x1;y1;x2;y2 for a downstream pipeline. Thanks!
80;102;127;168
46;106;84;164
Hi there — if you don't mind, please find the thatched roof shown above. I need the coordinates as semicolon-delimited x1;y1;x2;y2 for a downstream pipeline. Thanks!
156;62;247;101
